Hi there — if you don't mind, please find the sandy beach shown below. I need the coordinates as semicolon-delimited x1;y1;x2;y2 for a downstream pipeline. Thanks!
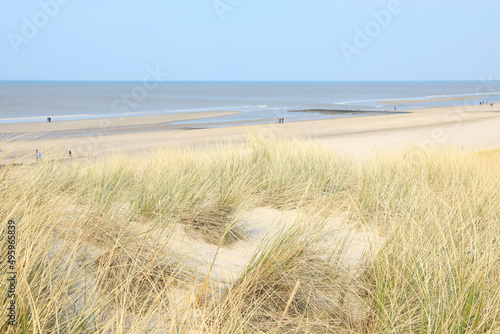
5;0;500;330
1;103;500;163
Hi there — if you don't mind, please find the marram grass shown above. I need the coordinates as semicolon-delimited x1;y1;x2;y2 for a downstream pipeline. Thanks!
0;137;499;333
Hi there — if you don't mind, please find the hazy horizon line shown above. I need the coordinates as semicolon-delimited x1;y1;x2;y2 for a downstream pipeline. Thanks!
1;79;498;84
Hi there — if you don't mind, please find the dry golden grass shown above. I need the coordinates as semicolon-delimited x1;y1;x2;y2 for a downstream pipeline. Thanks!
0;136;499;333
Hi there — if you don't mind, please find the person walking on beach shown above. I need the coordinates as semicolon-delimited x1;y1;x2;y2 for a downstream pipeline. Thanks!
36;149;39;160
69;150;72;159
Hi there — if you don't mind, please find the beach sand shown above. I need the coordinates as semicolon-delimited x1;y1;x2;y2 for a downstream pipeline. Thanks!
1;103;500;163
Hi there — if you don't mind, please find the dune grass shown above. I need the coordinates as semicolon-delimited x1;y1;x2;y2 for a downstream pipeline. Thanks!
0;136;499;333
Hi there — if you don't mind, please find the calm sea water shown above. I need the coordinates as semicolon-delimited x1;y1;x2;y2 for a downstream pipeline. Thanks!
1;81;499;125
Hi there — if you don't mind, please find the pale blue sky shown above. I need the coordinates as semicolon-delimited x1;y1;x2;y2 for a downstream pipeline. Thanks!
1;0;499;81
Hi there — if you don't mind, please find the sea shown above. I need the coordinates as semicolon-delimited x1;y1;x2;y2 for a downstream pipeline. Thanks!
1;81;499;126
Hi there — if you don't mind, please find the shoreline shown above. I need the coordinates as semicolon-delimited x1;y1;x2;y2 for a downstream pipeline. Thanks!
377;95;478;105
0;109;392;140
0;110;243;135
1;103;500;163
289;109;386;115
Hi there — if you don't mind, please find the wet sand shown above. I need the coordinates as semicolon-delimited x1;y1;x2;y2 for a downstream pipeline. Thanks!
0;110;242;134
1;103;500;163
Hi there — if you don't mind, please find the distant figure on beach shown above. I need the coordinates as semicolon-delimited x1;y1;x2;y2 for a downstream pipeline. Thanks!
491;103;494;107
278;118;281;123
281;118;285;123
394;107;396;111
69;150;72;159
36;149;39;160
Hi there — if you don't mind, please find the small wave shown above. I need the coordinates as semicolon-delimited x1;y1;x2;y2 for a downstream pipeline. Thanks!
425;92;500;99
0;109;219;123
327;99;376;105
374;92;500;104
0;114;100;122
228;105;270;109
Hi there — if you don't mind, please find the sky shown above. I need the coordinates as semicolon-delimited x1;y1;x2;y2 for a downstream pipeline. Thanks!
0;0;499;81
